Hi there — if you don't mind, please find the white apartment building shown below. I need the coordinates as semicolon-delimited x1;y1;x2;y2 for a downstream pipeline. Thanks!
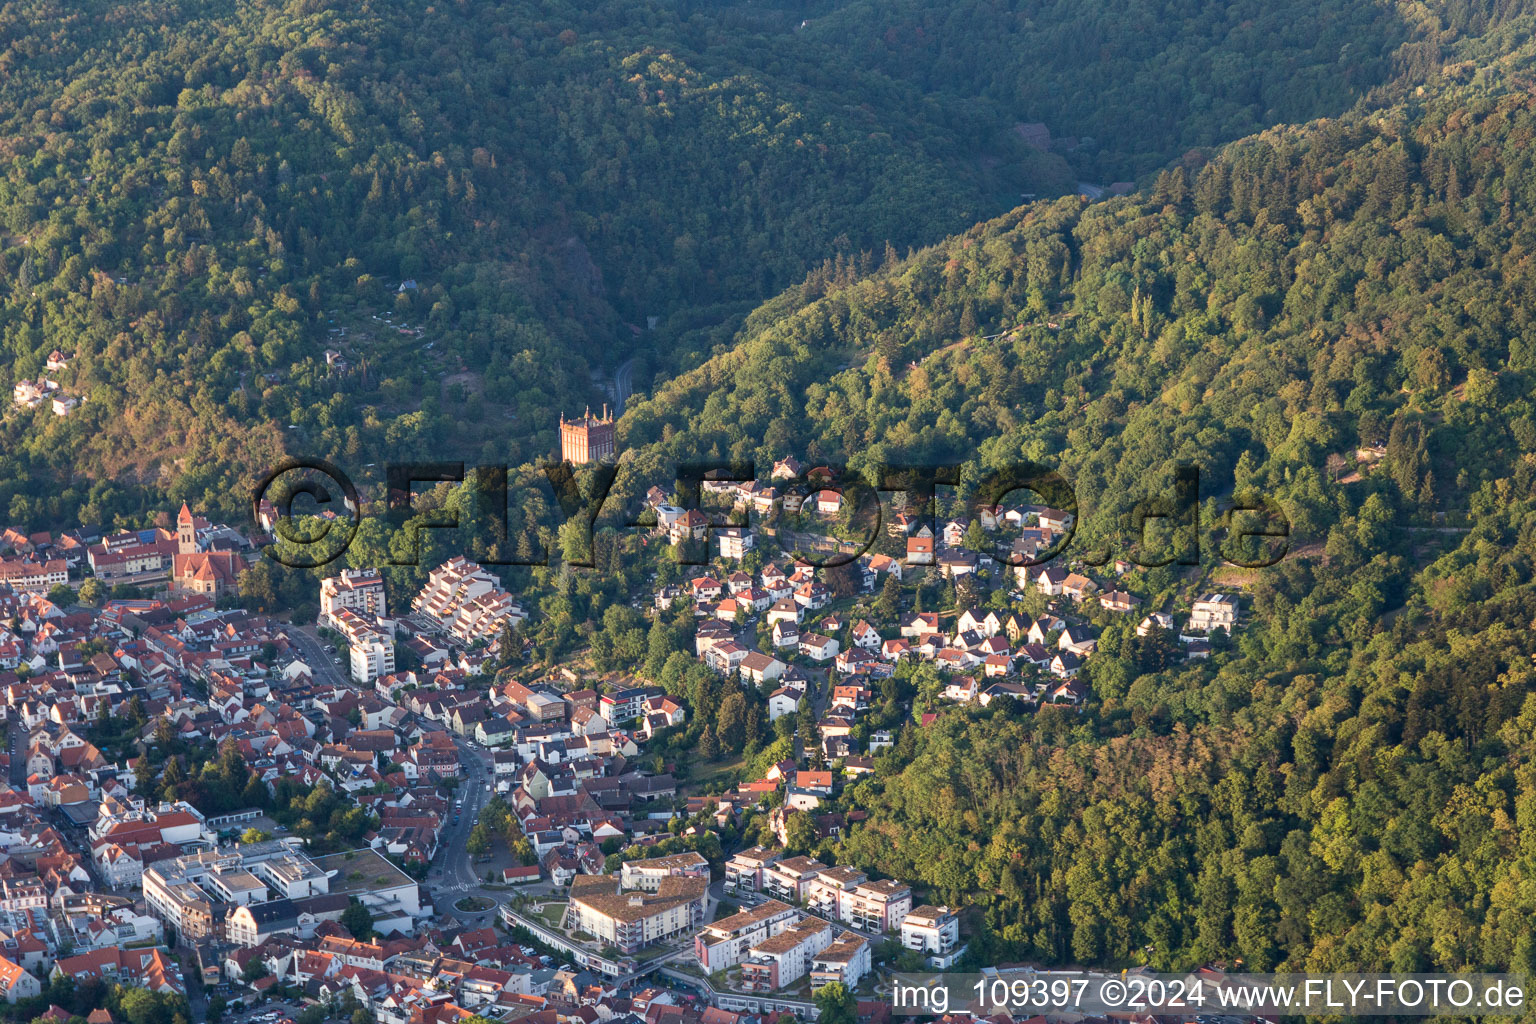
716;528;754;560
619;851;711;892
331;608;396;684
564;875;709;955
810;930;872;991
739;916;834;992
412;557;527;649
1188;593;1239;633
694;899;799;973
725;846;783;891
320;568;387;628
806;867;913;932
762;856;827;903
900;905;965;968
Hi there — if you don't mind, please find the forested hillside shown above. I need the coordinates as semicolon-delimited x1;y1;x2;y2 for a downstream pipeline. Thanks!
6;0;1523;531
802;0;1536;178
615;66;1536;972
0;0;1071;527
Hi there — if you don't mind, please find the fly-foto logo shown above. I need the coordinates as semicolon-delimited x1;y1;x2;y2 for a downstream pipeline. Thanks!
252;458;1290;570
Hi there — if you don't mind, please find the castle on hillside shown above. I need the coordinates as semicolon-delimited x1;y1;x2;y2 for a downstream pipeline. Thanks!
560;406;616;465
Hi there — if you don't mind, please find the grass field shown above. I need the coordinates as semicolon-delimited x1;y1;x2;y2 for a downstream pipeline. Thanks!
684;754;747;793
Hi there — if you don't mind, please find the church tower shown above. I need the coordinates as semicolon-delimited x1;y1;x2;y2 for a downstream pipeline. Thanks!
177;502;197;555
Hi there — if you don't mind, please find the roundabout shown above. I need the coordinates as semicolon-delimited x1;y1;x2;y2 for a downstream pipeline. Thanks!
455;895;495;913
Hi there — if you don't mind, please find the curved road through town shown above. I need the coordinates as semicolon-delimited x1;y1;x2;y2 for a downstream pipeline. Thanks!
287;624;515;927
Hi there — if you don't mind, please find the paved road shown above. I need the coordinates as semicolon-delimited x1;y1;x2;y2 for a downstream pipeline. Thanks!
283;628;524;929
423;728;514;925
286;625;350;690
614;357;636;416
7;720;22;785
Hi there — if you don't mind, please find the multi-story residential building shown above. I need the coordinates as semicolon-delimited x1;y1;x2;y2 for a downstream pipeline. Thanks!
739;916;834;992
0;557;68;594
331;608;396;684
807;868;912;933
0;880;45;912
762;856;826;903
842;878;912;933
901;905;965;968
810;931;872;991
725;846;783;891
227;899;300;947
411;557;527;649
806;866;866;919
1188;593;1239;633
716;528;754;560
599;687;652;724
564;875;708;955
0;954;40;1003
320;568;388;628
619;851;711;892
694;899;799;973
51;947;184;996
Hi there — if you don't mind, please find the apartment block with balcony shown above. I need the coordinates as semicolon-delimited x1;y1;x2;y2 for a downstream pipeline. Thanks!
564;874;708;955
330;608;396;684
842;878;912;933
900;905;965;968
1187;593;1238;634
725;846;783;892
411;557;526;649
694;899;799;973
619;851;711;892
739;915;833;992
809;931;871;991
761;856;827;904
805;866;865;919
319;568;387;629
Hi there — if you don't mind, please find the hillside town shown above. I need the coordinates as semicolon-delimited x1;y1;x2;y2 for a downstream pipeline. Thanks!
0;457;1243;1024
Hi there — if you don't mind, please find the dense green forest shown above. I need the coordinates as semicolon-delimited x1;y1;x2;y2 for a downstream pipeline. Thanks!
0;0;1085;529
4;0;1513;531
801;0;1536;178
610;61;1536;971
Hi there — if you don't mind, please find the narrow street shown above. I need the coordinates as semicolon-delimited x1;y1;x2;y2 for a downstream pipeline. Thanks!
285;624;350;690
288;618;511;928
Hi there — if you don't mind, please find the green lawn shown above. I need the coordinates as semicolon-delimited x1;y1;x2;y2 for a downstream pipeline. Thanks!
532;901;568;929
686;754;747;793
635;942;679;962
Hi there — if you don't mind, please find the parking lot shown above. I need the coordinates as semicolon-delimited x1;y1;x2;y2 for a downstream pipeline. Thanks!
218;998;308;1024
